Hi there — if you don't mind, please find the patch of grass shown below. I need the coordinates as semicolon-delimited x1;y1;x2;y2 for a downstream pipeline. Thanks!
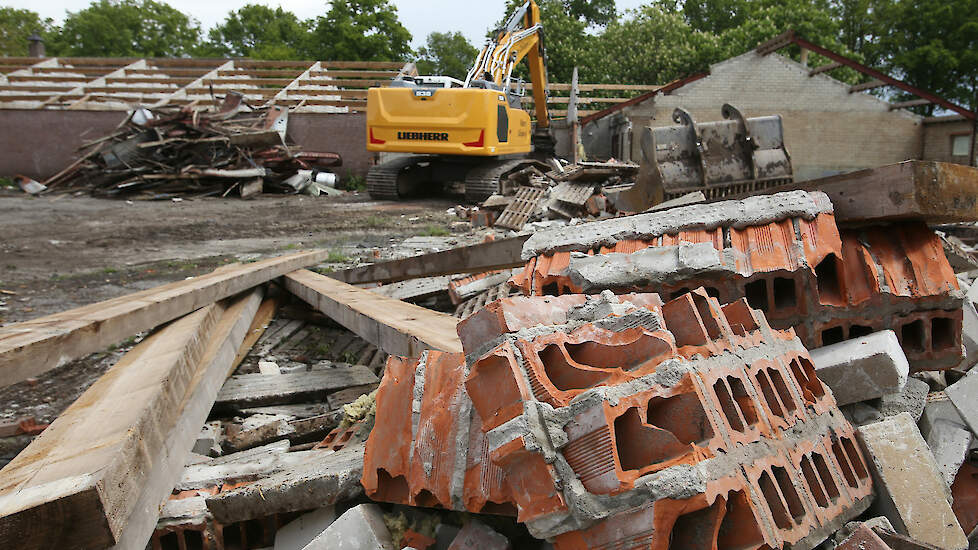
419;224;450;237
282;243;301;251
344;172;367;192
313;266;334;274
0;177;13;189
364;214;389;228
314;343;331;356
102;267;119;275
326;250;351;263
340;351;359;364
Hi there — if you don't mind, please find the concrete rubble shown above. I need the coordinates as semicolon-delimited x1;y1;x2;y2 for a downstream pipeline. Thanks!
3;168;978;550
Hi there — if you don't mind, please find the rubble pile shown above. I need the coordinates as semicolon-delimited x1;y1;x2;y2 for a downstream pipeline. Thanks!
459;161;640;230
36;92;342;199
3;164;978;550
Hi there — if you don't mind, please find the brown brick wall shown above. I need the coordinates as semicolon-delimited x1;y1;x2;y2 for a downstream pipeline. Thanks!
923;117;977;165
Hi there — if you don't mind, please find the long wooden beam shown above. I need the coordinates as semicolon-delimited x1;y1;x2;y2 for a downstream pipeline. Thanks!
0;250;326;388
331;235;529;285
0;289;263;550
284;269;462;357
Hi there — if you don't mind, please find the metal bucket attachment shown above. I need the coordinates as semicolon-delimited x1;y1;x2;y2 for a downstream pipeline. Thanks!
639;105;793;204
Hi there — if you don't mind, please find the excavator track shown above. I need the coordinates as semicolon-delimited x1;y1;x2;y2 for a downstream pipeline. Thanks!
366;156;427;200
463;159;541;203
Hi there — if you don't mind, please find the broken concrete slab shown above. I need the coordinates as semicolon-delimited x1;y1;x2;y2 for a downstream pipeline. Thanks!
958;301;978;370
274;506;336;550
857;412;969;549
205;442;364;524
447;520;511;550
215;366;378;409
927;422;972;489
175;441;330;491
810;330;909;406
836;523;894;550
946;371;978;436
878;377;930;422
301;503;393;550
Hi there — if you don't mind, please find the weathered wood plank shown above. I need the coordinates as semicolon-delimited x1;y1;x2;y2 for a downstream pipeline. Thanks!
206;443;365;524
215;366;378;409
370;275;452;301
0;250;326;387
331;235;528;285
285;270;463;357
0;289;263;550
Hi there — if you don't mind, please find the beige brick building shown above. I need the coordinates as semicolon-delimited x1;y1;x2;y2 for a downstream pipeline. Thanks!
582;48;975;182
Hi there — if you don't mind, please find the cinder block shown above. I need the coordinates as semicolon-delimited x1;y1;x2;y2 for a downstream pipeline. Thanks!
810;330;909;406
857;413;969;549
926;422;972;489
447;520;511;550
878;377;929;422
836;523;893;550
301;503;393;550
958;301;978;369
946;372;978;436
274;506;336;550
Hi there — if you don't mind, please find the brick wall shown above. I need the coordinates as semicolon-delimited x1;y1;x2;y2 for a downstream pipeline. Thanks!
923;116;977;165
0;110;375;182
622;52;924;182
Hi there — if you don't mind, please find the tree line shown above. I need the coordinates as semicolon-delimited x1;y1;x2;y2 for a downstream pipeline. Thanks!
1;0;975;113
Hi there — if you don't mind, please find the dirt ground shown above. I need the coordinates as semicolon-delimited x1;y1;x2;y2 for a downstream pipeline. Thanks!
0;190;468;322
0;189;479;446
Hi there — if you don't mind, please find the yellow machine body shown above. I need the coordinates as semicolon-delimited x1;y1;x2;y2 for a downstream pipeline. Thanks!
366;87;532;157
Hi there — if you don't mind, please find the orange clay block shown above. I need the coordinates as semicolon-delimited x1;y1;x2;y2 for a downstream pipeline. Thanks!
364;288;873;549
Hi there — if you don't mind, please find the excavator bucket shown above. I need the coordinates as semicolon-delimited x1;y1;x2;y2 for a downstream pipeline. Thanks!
617;104;793;211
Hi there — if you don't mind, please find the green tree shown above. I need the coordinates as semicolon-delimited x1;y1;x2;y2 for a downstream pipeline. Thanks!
205;5;310;59
874;0;978;112
416;31;478;80
53;0;200;57
0;8;56;56
588;4;720;84
307;0;412;61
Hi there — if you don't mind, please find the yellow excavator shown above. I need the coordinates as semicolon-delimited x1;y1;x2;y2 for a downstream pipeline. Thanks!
365;0;554;202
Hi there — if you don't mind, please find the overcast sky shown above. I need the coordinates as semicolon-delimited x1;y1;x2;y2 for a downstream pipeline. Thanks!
3;1;649;48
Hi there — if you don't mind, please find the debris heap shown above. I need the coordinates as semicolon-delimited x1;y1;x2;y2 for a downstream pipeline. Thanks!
38;92;342;199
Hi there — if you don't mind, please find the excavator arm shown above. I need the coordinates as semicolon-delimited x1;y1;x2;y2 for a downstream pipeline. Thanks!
465;1;551;131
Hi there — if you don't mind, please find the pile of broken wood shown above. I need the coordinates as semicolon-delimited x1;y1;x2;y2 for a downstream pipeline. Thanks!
34;92;342;199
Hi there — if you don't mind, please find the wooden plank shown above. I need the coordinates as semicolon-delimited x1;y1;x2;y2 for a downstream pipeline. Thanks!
331;235;529;285
850;78;887;93
0;289;263;550
889;98;933;110
215;366;378;409
750;161;978;223
495;186;549;230
808;62;842;76
370;275;452;301
206;443;365;523
297;78;389;88
230;296;280;371
0;250;327;388
308;70;399;78
284;269;462;357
